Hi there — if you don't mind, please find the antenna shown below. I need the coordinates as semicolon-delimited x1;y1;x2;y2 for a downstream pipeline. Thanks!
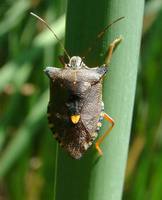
30;12;70;61
82;16;125;60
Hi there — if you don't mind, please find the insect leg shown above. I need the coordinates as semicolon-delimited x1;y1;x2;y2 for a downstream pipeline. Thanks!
95;112;115;155
58;55;66;65
105;36;123;66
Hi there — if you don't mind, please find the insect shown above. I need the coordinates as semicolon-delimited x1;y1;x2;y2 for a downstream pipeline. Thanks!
30;12;123;159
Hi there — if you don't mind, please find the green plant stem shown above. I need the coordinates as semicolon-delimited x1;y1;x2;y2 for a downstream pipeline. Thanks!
55;0;144;200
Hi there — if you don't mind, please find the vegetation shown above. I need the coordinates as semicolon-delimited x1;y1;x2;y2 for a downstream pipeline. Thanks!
0;0;161;199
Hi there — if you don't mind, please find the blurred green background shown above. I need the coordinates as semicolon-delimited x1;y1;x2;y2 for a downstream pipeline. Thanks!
0;0;162;199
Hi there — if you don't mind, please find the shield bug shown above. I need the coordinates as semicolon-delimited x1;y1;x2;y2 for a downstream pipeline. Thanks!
30;12;123;159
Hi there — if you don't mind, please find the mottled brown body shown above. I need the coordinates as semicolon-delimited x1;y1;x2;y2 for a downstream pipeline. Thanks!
45;58;107;159
30;12;123;159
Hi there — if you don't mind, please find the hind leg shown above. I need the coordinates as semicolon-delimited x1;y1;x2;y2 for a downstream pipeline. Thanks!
95;112;115;155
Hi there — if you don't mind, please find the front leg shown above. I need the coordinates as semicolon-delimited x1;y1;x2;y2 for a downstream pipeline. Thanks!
104;36;123;66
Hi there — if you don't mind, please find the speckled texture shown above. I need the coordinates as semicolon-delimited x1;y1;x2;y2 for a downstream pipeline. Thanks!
45;59;107;159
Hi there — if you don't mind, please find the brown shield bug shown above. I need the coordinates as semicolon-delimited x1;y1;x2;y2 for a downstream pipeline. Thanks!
30;12;123;159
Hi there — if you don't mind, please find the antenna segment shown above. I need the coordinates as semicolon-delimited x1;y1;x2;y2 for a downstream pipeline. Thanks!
30;12;70;61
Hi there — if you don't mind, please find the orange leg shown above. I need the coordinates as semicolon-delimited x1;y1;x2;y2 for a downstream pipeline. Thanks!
105;36;123;66
95;112;115;155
